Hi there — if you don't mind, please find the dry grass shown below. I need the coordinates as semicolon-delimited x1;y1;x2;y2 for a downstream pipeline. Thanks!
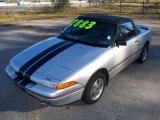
0;5;159;24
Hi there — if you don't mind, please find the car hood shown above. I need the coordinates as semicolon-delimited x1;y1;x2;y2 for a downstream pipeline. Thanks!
11;37;107;81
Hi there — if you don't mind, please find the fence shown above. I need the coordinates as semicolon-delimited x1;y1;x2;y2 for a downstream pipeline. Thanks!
118;1;160;14
0;1;159;15
87;1;160;14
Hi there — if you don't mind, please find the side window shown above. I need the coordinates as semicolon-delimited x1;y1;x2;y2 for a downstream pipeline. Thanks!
117;28;124;41
117;22;135;41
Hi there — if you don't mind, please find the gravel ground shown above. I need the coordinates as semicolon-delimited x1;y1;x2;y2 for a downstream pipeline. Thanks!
0;18;160;120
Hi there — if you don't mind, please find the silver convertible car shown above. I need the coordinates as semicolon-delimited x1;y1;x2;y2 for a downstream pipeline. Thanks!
6;14;152;106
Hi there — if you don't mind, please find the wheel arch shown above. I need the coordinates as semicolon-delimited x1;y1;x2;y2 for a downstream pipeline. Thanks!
81;68;109;104
146;41;150;46
89;68;109;86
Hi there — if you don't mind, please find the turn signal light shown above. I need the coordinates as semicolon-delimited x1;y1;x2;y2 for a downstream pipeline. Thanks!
55;81;78;90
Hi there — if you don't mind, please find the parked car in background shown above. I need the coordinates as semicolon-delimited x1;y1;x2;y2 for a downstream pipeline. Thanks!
17;0;31;6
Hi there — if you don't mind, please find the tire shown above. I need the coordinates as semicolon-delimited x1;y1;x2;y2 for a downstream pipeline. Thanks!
137;43;149;63
81;71;106;104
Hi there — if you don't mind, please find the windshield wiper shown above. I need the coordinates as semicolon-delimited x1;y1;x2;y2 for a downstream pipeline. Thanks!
59;33;76;42
59;33;108;48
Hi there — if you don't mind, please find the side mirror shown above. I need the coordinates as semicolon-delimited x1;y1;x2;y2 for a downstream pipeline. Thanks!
116;40;127;46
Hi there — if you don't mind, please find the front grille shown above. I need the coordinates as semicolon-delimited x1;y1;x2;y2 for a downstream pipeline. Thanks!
15;71;23;78
14;71;36;89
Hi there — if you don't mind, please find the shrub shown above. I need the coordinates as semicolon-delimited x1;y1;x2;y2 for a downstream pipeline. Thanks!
54;0;70;11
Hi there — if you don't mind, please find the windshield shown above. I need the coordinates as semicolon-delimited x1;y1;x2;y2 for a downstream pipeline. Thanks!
58;17;117;47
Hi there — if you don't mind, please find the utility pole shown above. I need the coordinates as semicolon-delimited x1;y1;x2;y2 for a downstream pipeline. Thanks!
142;0;145;14
120;0;122;13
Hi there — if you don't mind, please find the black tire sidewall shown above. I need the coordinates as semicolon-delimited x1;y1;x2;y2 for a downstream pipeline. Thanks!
138;44;149;63
82;71;106;104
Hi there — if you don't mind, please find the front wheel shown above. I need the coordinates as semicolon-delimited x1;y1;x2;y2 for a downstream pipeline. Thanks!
137;43;149;63
81;72;106;104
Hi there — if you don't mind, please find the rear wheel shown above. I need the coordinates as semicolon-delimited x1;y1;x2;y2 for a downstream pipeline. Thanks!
82;71;106;104
137;43;149;63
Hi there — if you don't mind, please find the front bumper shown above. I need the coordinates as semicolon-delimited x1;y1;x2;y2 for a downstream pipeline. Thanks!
5;65;84;106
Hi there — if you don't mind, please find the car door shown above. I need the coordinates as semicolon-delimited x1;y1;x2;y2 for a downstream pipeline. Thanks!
109;21;139;77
